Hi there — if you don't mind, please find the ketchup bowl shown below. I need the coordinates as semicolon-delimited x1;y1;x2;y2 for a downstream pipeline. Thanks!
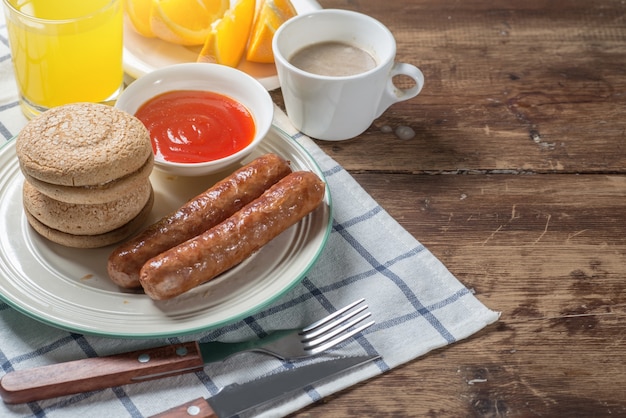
115;62;273;176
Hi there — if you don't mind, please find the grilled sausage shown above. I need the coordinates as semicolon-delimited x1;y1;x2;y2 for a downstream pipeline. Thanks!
107;153;292;288
139;171;326;300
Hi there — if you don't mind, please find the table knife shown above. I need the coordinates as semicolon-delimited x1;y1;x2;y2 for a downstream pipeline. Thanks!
150;355;379;418
0;330;297;404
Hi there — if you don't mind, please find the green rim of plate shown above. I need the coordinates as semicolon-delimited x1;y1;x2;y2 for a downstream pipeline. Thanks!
0;127;333;338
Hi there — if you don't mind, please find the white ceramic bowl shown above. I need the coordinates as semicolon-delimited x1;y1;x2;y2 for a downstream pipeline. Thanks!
115;62;274;176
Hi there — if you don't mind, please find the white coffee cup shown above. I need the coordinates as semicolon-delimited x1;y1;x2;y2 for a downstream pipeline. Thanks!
272;9;424;141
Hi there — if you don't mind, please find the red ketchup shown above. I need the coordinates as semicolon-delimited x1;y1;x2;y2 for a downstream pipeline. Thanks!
135;90;255;164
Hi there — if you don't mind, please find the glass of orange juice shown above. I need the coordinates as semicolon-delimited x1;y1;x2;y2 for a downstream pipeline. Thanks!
2;0;123;119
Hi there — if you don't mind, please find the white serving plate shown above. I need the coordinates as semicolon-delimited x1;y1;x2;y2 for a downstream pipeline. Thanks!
123;0;322;89
0;127;332;338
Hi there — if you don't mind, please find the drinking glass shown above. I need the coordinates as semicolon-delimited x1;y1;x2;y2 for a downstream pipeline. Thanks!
2;0;124;119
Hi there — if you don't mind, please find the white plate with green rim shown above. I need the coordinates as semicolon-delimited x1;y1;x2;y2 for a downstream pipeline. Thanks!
0;127;332;338
123;0;322;89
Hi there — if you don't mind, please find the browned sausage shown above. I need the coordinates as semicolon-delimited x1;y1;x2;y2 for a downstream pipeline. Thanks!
139;171;326;300
107;153;292;289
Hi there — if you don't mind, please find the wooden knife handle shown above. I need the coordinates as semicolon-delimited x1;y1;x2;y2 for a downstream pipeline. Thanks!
0;341;204;404
150;397;217;418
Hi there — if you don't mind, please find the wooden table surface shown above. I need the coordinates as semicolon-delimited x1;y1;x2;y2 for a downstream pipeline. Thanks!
274;0;626;416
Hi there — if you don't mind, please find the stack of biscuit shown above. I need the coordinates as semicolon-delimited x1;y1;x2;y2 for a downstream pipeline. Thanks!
16;103;155;248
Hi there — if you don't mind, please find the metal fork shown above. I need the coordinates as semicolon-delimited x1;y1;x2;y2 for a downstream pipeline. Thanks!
0;299;375;404
199;298;375;362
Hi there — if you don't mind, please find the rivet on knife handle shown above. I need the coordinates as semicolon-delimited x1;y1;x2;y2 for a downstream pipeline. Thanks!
0;341;204;404
150;397;216;418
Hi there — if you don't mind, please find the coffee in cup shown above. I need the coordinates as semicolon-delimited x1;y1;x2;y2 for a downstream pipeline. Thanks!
272;9;424;141
289;41;378;77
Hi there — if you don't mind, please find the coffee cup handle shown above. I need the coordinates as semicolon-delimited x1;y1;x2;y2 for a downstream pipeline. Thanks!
376;62;425;118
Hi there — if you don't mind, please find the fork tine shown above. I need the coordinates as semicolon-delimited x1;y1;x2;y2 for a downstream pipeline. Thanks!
306;318;375;356
304;312;372;347
301;298;366;333
247;299;373;360
301;304;368;340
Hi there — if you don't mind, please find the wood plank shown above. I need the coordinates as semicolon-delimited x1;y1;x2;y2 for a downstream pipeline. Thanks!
292;173;626;416
276;1;626;416
288;0;626;173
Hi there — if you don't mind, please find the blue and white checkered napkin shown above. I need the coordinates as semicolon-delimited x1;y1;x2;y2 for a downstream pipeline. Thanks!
0;111;499;418
0;15;498;418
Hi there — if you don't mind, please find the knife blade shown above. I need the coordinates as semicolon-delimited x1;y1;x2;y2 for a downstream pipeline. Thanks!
150;355;380;418
0;329;297;404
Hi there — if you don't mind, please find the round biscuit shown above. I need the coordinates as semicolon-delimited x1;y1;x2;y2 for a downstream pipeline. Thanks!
24;154;154;204
16;103;152;187
23;179;153;236
23;188;154;249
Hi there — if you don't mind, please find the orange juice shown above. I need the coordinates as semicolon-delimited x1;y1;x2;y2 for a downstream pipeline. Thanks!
3;0;123;118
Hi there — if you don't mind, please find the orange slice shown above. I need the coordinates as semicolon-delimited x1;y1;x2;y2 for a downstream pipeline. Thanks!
125;0;155;37
150;0;229;46
197;0;256;67
246;0;296;63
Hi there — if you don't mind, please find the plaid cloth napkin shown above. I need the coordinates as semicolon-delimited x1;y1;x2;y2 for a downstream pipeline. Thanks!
0;12;498;418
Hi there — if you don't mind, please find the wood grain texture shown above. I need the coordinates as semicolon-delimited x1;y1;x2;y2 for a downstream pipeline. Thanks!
289;173;626;417
273;0;626;416
279;0;626;174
